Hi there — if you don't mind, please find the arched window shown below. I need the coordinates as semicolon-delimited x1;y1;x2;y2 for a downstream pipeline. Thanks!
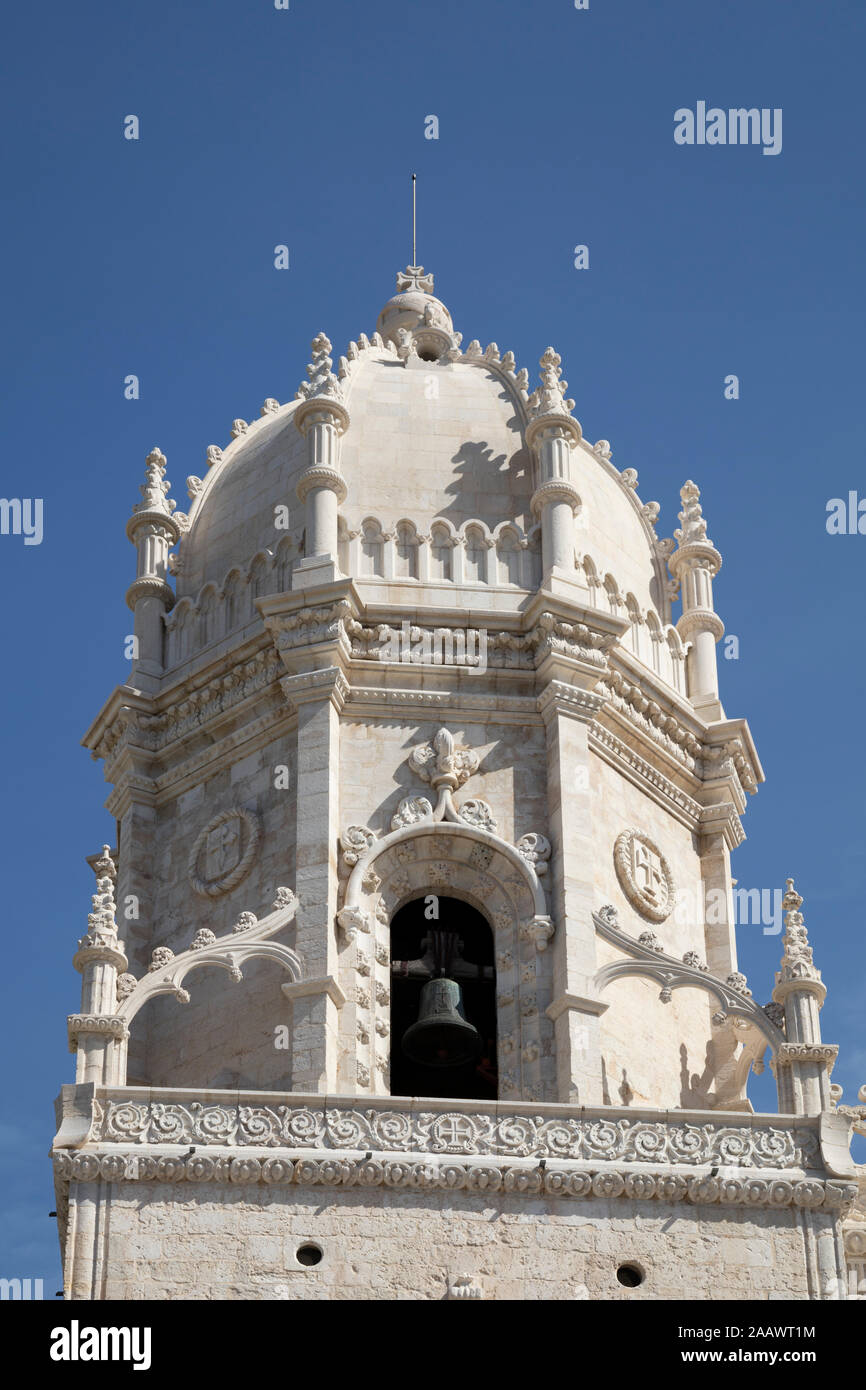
168;601;194;666
395;521;419;579
222;570;243;633
275;536;297;593
647;611;663;675
582;555;601;608
464;525;486;584
361;519;385;577
248;554;269;610
496;528;522;586
389;895;497;1101
667;628;685;694
604;575;620;616
430;522;453;582
198;586;218;648
626;594;642;660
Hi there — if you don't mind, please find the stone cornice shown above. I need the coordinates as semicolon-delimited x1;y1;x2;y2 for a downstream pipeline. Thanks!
589;723;703;831
344;687;540;723
52;1146;857;1214
601;669;702;774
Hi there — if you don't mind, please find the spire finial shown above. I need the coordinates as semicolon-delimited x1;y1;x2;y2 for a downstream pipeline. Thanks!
411;173;417;267
778;876;820;984
674;479;712;546
133;448;176;518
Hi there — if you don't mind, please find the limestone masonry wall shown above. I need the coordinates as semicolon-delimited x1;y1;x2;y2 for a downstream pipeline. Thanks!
66;1182;816;1301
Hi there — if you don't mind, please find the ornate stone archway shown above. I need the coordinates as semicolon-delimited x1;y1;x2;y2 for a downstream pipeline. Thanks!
335;729;556;1100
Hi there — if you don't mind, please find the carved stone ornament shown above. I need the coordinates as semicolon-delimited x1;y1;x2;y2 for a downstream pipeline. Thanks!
390;797;434;832
187;807;261;898
409;728;479;790
613;828;675;923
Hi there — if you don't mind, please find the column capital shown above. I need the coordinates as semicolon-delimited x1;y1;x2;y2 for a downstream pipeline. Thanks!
546;992;609;1022
280;665;349;714
296;464;348;505
125;575;176;611
530;478;582;518
67;1014;129;1053
281;975;346;1009
677;608;724;643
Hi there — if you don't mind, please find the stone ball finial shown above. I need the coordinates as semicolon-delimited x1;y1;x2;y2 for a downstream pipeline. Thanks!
376;265;454;355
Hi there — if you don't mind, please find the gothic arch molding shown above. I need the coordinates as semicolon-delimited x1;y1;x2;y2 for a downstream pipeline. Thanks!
116;890;303;1031
592;906;785;1053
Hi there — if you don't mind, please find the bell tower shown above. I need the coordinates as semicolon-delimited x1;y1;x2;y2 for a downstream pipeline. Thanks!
52;263;862;1301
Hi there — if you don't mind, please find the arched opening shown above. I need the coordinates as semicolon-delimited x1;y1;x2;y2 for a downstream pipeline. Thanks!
389;895;497;1101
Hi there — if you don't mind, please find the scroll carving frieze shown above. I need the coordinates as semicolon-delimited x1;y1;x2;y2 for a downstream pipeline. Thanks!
84;1095;821;1174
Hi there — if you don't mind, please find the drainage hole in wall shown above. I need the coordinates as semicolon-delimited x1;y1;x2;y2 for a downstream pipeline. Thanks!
616;1264;643;1288
297;1243;323;1267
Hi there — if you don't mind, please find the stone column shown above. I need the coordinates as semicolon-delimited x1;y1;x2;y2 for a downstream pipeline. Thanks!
293;334;350;590
668;481;724;721
772;879;836;1115
125;448;181;694
534;611;613;1104
526;348;583;584
280;667;348;1092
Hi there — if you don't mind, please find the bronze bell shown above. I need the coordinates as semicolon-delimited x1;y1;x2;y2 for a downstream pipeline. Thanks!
401;976;482;1068
401;929;483;1069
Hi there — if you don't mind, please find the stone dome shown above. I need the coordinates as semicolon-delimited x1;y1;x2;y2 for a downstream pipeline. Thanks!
173;270;670;635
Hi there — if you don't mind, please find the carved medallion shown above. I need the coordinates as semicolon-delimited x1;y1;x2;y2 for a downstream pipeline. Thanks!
613;828;675;923
188;807;261;898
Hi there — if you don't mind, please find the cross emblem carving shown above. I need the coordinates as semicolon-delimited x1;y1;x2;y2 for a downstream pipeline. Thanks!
431;1115;476;1150
396;265;435;295
632;839;664;905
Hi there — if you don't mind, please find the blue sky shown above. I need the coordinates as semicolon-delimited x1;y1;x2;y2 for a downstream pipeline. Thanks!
1;0;864;1293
